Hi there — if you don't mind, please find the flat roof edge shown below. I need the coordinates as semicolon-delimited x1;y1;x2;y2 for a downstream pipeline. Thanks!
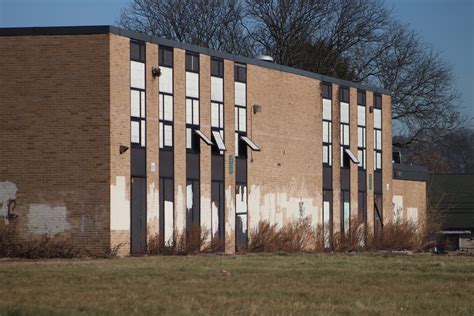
0;25;391;95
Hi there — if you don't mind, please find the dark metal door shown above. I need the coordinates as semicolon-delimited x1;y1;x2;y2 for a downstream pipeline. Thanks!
131;177;147;255
211;181;225;249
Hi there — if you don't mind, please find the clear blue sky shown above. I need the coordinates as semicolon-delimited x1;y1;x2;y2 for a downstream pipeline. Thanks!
1;0;472;119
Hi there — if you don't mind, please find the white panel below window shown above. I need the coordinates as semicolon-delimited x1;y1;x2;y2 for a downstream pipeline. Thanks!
130;61;145;89
358;105;366;126
159;67;173;94
323;98;332;121
219;104;224;128
211;77;223;102
374;109;382;129
140;121;146;147
131;90;140;117
376;152;382;169
140;91;146;118
159;122;163;148
211;102;219;127
193;100;199;125
186;128;192;149
159;94;164;120
235;82;246;106
131;121;140;144
186;99;192;124
164;95;173;121
186;72;199;98
340;102;349;123
343;125;349;145
376;130;382;150
164;125;173;147
239;108;246;132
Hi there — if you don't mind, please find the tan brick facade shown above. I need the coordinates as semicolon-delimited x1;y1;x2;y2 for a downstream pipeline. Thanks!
0;27;423;255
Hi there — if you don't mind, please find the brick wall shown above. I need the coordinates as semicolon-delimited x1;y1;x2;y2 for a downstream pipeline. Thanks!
0;34;111;254
392;179;427;230
247;65;322;232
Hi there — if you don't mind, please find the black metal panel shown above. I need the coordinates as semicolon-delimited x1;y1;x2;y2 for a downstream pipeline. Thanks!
341;168;350;191
236;214;247;252
159;177;174;245
236;157;247;184
211;181;225;249
186;180;200;231
374;194;383;236
186;152;200;180
323;166;332;190
358;191;367;224
131;177;147;255
159;150;174;178
358;170;366;191
374;171;382;194
211;155;224;181
131;148;146;177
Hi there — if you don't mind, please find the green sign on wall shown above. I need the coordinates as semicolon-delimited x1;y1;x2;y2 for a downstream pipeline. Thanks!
229;155;234;175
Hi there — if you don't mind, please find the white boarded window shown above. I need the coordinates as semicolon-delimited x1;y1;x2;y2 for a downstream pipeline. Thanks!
159;67;173;94
211;77;223;102
186;72;199;98
235;82;246;106
238;108;246;132
140;121;146;147
211;102;219;127
193;100;199;125
131;121;140;144
130;61;145;89
159;94;164;120
357;105;366;126
341;124;349;146
131;90;140;117
323;99;332;120
374;109;382;129
186;99;192;124
186;128;192;149
164;95;173;121
340;102;349;123
323;121;331;143
159;122;163;148
164;124;173;147
140;91;146;118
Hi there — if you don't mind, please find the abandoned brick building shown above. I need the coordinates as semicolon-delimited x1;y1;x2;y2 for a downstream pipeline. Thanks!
0;26;427;255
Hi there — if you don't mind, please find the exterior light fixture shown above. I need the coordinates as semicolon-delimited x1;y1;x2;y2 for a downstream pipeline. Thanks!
152;67;161;78
253;104;262;114
119;145;129;154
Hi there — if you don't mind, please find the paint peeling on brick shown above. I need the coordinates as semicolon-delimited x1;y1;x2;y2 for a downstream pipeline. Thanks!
27;204;71;236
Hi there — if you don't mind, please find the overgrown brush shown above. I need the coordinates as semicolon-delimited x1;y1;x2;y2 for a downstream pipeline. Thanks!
147;223;214;255
248;218;320;252
367;221;420;251
249;217;422;253
0;226;78;259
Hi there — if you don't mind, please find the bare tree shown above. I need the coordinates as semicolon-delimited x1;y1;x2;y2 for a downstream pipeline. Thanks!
118;0;467;164
118;0;251;55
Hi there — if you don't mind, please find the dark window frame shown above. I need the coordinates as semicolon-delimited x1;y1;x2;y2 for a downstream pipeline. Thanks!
186;97;201;153
185;51;200;73
159;46;173;68
211;57;224;78
159;92;174;150
234;63;247;83
130;40;146;63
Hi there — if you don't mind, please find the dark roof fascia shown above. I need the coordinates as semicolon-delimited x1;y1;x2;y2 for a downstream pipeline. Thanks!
393;163;428;182
0;25;391;95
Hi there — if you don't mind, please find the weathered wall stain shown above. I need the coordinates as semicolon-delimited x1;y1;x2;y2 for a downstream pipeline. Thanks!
27;204;71;236
0;181;17;224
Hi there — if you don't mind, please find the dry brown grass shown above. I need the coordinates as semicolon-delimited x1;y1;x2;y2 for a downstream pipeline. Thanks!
367;221;420;251
248;218;321;252
249;217;424;253
147;223;214;255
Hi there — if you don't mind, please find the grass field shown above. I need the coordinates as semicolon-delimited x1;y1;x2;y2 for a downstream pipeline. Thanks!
0;254;473;315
